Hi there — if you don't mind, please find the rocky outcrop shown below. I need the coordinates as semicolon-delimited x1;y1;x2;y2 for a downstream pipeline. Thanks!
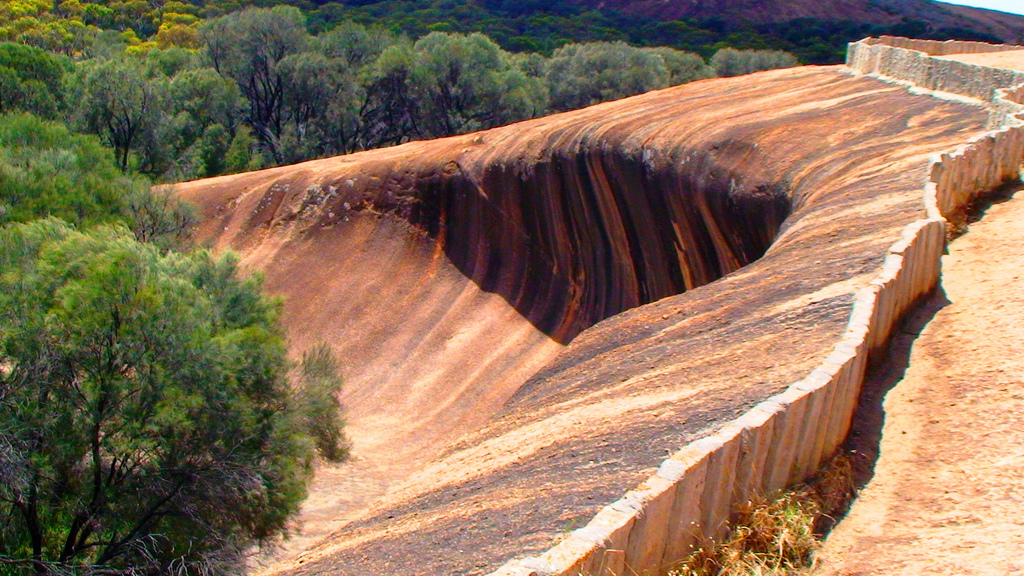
484;38;1024;576
415;134;791;342
187;113;791;342
176;44;1021;576
176;90;797;508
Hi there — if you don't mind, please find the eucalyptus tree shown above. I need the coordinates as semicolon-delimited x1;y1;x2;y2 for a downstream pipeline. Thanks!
642;46;716;85
0;113;141;228
67;57;167;172
358;43;425;149
547;41;669;111
0;43;67;118
414;32;516;137
0;219;346;576
317;20;399;70
200;6;309;163
163;66;242;179
278;51;359;161
710;48;799;77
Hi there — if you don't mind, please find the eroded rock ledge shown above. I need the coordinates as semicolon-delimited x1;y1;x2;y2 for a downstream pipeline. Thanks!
175;38;1023;576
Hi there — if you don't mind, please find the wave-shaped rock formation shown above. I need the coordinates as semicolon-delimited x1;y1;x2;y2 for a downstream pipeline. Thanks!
175;49;1015;575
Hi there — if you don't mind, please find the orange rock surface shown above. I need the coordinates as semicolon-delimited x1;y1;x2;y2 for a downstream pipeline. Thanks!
175;64;994;575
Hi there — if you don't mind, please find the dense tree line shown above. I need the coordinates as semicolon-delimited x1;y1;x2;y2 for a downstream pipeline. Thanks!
3;8;799;182
2;0;1007;65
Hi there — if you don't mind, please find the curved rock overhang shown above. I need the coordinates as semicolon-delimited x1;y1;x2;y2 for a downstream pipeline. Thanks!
175;55;1011;575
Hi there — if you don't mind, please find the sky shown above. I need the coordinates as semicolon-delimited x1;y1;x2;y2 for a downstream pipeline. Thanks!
935;0;1024;16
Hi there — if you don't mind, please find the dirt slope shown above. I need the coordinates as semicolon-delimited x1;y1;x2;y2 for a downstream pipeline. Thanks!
177;64;996;575
814;187;1024;575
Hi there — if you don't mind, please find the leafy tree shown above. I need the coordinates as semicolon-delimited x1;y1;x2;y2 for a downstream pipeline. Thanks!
123;186;197;251
200;6;309;163
278;51;358;161
144;46;198;79
68;57;168;173
0;219;344;575
502;53;549;121
154;12;202;50
82;30;133;61
419;32;547;135
0;112;198;248
223;124;263;174
0;43;67;118
162;66;242;179
316;20;399;69
510;50;548;78
710;48;798;78
358;43;424;148
414;32;503;136
311;22;406;154
0;113;141;227
165;67;233;127
547;41;669;111
67;52;238;181
293;344;349;463
641;46;715;85
0;0;99;55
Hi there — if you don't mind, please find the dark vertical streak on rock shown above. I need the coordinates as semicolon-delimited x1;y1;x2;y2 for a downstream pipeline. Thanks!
410;144;793;344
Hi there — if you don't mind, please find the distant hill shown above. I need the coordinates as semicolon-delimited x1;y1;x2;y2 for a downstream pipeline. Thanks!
564;0;1024;44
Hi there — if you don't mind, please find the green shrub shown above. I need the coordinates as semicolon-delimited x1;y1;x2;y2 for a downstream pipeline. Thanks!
0;219;345;575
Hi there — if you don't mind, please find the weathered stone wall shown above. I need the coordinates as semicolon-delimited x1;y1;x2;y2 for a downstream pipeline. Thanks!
929;128;1024;219
997;83;1024;122
847;36;1024;218
1007;84;1024;106
862;35;1022;56
847;36;1024;103
489;39;1024;576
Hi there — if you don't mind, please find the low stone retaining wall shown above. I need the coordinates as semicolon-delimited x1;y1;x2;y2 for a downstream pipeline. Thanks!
929;127;1024;219
860;36;1022;56
847;36;1024;102
490;39;1024;576
1007;84;1024;106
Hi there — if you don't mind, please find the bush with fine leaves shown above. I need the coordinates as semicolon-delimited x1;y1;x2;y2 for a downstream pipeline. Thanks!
0;113;195;249
0;113;140;228
710;48;799;78
0;219;344;575
547;41;669;111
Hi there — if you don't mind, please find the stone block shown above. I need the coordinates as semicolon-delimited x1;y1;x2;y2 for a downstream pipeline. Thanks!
623;475;678;574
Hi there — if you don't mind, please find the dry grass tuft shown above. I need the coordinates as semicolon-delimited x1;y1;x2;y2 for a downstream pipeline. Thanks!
670;453;856;576
672;491;819;576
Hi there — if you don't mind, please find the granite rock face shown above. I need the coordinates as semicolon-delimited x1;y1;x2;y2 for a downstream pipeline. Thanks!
175;64;996;575
408;126;791;342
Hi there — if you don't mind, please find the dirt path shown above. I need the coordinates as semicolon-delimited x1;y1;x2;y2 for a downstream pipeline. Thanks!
814;186;1024;575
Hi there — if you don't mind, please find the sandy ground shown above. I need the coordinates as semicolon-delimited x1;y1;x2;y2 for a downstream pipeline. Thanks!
815;186;1024;575
938;50;1024;72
